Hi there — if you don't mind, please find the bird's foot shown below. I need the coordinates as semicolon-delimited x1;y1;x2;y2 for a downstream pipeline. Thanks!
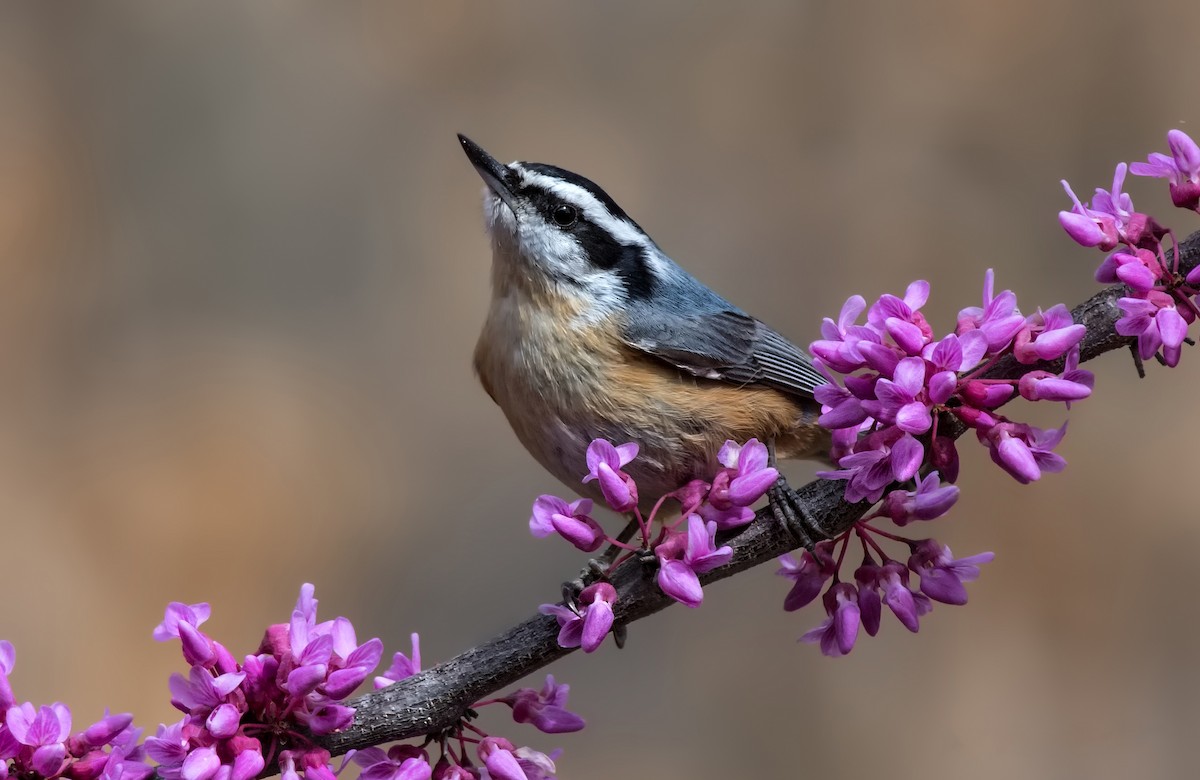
768;476;825;551
561;556;611;607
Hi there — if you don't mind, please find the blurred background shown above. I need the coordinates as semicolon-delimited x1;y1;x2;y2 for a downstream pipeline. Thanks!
1;2;1198;778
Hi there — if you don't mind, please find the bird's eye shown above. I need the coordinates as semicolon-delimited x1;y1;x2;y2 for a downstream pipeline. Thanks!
551;204;578;227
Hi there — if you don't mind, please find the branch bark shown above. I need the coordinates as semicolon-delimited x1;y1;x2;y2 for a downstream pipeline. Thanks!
315;230;1200;757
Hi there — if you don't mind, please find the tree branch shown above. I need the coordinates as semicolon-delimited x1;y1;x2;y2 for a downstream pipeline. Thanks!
315;230;1200;758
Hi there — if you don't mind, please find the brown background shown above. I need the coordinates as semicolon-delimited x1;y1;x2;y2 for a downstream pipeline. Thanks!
2;3;1197;779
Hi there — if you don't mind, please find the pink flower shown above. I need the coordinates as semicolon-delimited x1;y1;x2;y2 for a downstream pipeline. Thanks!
860;356;931;434
777;542;837;612
955;270;1025;352
800;583;860;657
817;428;924;503
1013;305;1086;364
540;583;616;653
581;439;639;512
880;471;959;526
1130;128;1200;210
1094;249;1161;292
529;495;605;552
1116;291;1189;366
981;421;1068;484
502;675;586;734
655;516;733;608
909;541;994;605
7;702;72;777
354;746;432;780
374;633;421;689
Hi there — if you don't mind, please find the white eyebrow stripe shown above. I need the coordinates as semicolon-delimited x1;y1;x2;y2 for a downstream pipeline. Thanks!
517;168;650;247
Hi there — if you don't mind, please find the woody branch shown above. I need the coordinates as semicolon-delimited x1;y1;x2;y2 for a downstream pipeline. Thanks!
307;229;1200;761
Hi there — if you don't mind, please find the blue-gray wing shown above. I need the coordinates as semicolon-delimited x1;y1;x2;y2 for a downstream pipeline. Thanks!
620;307;827;400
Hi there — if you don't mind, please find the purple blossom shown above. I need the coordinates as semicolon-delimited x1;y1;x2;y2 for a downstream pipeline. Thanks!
540;582;616;653
1017;369;1093;403
529;496;604;553
776;542;836;611
180;745;219;780
879;471;959;526
1013;305;1086;364
800;583;860;657
98;746;156;780
478;738;525;780
153;603;212;642
153;603;220;669
929;435;959;483
853;561;883;636
7;702;71;776
866;281;932;345
1115;291;1190;366
68;711;137;760
1095;249;1161;292
923;331;988;404
655;515;733;608
878;561;927;632
143;721;190;771
811;295;878;373
432;760;474;780
354;746;433;780
699;439;779;529
957;380;1014;409
956;270;1026;352
1058;164;1147;250
909;540;994;605
512;747;559;780
714;438;779;507
1130;128;1200;210
581;439;639;512
374;633;421;689
817;428;923;503
168;667;245;718
205;704;240;740
0;640;13;712
1059;346;1095;410
502;675;586;734
982;421;1068;484
861;356;930;433
814;373;869;429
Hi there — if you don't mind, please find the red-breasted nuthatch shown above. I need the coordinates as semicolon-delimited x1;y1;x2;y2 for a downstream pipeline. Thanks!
459;135;830;546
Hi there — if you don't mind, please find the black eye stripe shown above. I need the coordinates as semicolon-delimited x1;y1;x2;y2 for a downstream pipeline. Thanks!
573;221;656;300
522;164;628;219
513;163;656;300
519;186;577;226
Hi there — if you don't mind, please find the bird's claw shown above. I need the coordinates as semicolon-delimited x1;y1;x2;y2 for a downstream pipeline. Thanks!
561;557;610;608
768;477;824;551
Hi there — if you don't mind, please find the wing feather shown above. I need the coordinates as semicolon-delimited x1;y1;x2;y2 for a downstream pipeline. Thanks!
621;307;826;400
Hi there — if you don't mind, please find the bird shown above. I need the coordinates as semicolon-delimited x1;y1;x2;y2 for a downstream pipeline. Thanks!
458;134;830;548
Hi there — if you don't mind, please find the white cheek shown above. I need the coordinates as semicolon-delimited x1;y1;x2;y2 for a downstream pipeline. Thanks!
481;191;516;235
517;222;582;275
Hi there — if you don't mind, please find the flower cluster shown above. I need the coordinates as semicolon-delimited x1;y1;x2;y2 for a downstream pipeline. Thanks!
0;641;151;780
776;271;1092;655
534;437;779;646
1060;128;1200;368
773;464;994;656
150;588;582;780
811;275;1090;493
149;585;384;780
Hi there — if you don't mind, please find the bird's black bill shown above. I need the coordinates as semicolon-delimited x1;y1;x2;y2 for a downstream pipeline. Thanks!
458;134;517;210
